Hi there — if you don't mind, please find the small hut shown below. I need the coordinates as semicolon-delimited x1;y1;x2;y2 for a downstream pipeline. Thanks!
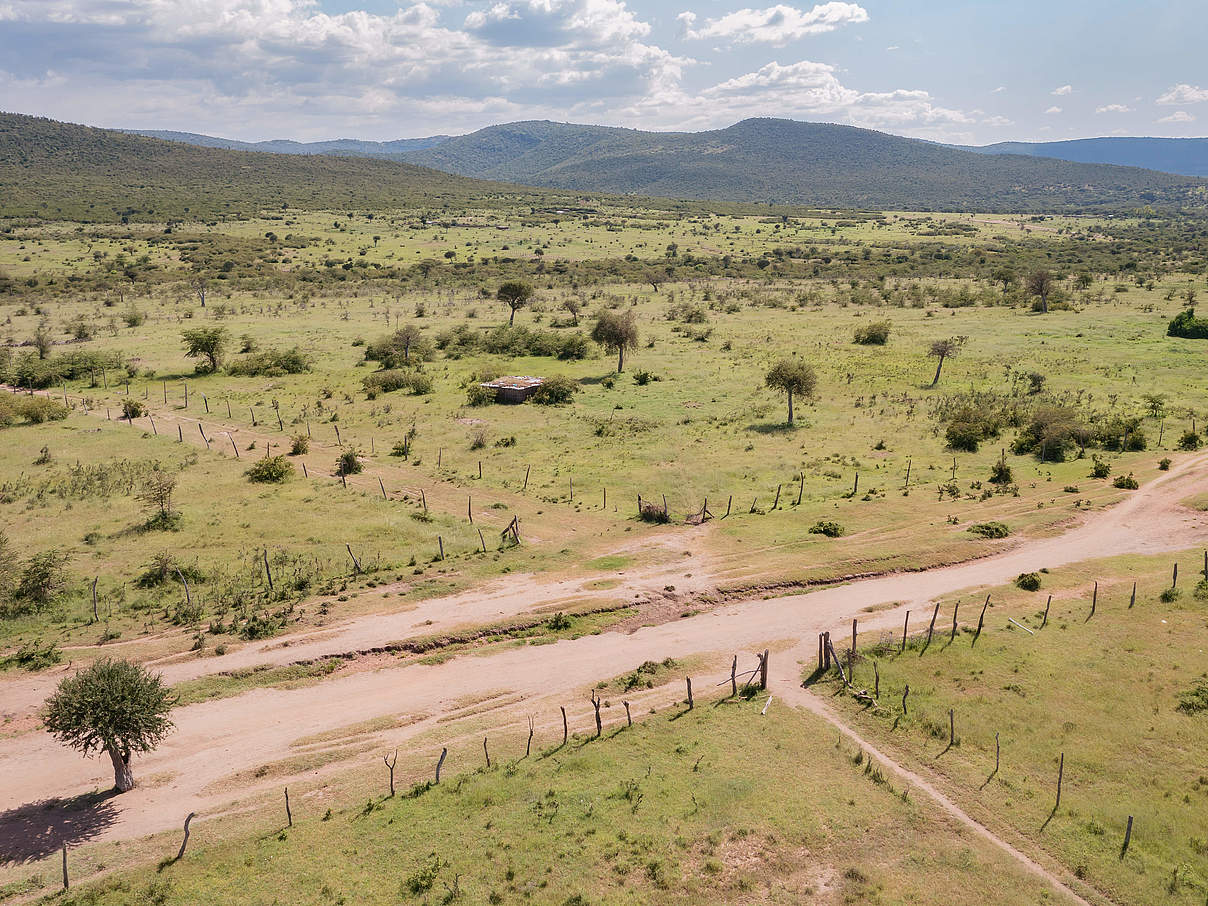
480;375;545;404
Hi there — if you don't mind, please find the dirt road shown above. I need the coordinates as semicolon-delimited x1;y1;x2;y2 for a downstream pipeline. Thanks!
3;453;1204;853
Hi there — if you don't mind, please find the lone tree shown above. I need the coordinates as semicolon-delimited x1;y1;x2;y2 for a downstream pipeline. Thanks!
42;658;175;792
497;281;534;326
764;358;817;426
1025;269;1054;313
562;297;582;326
928;336;967;388
181;327;229;373
591;309;640;373
389;324;424;366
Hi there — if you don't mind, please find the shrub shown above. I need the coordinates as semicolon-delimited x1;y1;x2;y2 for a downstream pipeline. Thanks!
1012;404;1086;461
227;346;312;377
853;320;891;345
1178;679;1208;714
1159;457;1172;471
989;459;1013;484
968;521;1010;539
1;639;62;670
465;383;496;407
1015;572;1041;591
632;370;660;386
121;399;146;420
362;368;433;397
289;434;309;455
1160;587;1181;603
1177;430;1203;451
1113;473;1140;490
336;449;363;476
810;521;845;538
1194;579;1208;601
638;500;670;523
245;455;292;484
531;375;579;405
1167;308;1208;340
0;395;69;427
1090;457;1112;479
4;551;70;616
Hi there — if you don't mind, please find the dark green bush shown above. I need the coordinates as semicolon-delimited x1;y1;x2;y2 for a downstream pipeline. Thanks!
362;368;433;397
1178;430;1203;451
245;455;293;483
1168;308;1208;339
968;522;1010;539
227;346;311;377
531;375;579;405
809;521;846;538
989;460;1013;484
1113;473;1140;490
1015;572;1041;591
465;383;496;406
853;320;891;345
336;449;363;476
1090;457;1112;479
289;434;309;455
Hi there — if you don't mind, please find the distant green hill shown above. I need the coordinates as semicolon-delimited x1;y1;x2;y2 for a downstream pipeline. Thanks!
0;113;518;222
960;137;1208;179
123;129;451;158
396;118;1205;212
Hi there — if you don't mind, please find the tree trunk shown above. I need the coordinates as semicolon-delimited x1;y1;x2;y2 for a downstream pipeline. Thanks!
108;747;135;792
930;354;945;388
617;346;625;373
787;388;794;426
509;306;516;326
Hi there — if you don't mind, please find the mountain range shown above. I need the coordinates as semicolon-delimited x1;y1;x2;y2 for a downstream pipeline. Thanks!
4;112;1205;219
958;137;1208;178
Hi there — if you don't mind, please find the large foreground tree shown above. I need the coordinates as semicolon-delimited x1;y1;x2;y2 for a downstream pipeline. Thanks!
764;358;817;426
42;658;175;792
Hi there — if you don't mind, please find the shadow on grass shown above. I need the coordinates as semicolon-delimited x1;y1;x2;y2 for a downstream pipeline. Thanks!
0;790;120;865
744;422;798;435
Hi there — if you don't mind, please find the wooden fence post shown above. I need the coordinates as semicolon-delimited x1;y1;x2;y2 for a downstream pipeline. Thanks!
973;594;990;646
435;747;447;783
1055;753;1064;809
1172;562;1178;587
686;677;694;710
925;602;940;649
561;706;568;745
759;649;769;690
62;844;68;891
623;701;632;727
950;602;959;641
284;787;292;827
949;708;955;747
263;549;273;590
731;655;738;696
1043;595;1052;627
591;691;602;738
902;684;909;715
526;716;535;757
483;737;490;769
1090;581;1098;619
1121;816;1133;857
384;749;397;796
901;610;909;652
176;812;196;861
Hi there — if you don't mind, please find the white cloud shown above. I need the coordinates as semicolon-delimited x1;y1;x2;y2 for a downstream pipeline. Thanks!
992;86;1006;93
1095;103;1131;113
1157;83;1208;105
1051;84;1072;96
679;3;869;46
1044;105;1062;114
1158;111;1195;123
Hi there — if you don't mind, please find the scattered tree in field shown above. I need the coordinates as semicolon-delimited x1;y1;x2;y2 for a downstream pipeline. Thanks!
927;336;967;388
764;358;817;426
1168;308;1208;339
137;470;179;529
991;267;1017;294
32;321;53;359
388;324;424;366
496;281;534;326
562;298;582;326
591;310;640;373
188;275;209;308
1025;269;1054;313
13;550;69;613
41;658;175;792
181;327;229;373
1142;393;1167;418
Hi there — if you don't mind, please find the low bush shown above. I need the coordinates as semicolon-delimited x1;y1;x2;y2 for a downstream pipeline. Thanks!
0;394;69;427
336;449;363;477
810;520;845;538
465;383;496;407
1159;457;1172;471
531;375;579;405
968;521;1010;539
227;346;312;377
1113;473;1140;490
1167;308;1208;339
289;434;309;455
1015;572;1042;591
1090;457;1112;479
853;320;891;345
245;455;293;484
989;460;1013;484
1177;430;1203;451
362;368;433;397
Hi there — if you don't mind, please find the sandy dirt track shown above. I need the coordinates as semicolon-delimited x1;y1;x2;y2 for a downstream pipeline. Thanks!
1;454;1205;898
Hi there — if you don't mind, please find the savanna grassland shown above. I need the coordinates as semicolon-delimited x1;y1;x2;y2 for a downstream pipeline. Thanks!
2;122;1208;906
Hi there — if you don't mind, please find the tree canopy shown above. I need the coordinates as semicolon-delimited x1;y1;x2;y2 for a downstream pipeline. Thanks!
590;309;640;372
42;658;175;792
497;281;534;326
764;358;817;425
181;326;230;373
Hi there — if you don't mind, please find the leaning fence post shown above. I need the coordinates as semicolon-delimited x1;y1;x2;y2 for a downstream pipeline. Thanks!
1090;581;1098;619
731;655;738;696
1121;815;1133;857
1055;753;1064;809
1129;582;1136;608
176;812;196;861
972;594;990;646
561;706;568;745
483;737;490;769
284;787;292;827
685;677;694;709
1043;595;1052;627
901;684;909;715
435;747;447;783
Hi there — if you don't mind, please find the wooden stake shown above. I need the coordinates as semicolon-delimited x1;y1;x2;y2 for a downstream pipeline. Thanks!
773;483;782;509
1122;815;1133;856
1129;582;1136;608
1090;581;1098;619
995;732;1000;774
623;701;632;727
873;661;880;699
1055;752;1064;809
384;749;397;796
904;458;912;489
796;472;805;505
901;610;909;652
973;594;990;646
526;716;535;757
949;708;955;747
379;477;388;500
263;549;273;590
1172;562;1178;587
62;844;68;890
1043;595;1052;627
902;684;909;715
731;655;738;697
561;706;568;745
685;677;694;709
483;737;490;769
229;434;239;458
852;472;859;496
435;747;447;783
91;577;99;623
284;787;292;827
523;464;530;491
950;601;959;641
346;544;362;574
591;691;602;738
723;495;732;519
478;528;486;553
438;536;444;560
925;602;939;648
176;812;196;861
759;648;769;689
302;462;308;478
177;425;183;443
334;424;341;445
467;495;473;523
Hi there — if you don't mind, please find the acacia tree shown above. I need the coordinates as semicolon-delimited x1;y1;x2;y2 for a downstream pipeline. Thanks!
390;324;424;366
764;358;817;426
1026;269;1054;313
497;281;534;326
927;336;967;388
591;309;639;373
562;298;582;326
42;658;175;792
181;327;229;373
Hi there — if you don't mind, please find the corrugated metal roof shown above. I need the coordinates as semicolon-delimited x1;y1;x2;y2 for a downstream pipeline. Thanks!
481;376;545;391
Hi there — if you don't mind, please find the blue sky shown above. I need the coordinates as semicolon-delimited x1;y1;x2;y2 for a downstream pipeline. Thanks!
1;0;1204;143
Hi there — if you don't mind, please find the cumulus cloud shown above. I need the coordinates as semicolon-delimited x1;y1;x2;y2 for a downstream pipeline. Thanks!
1044;105;1062;114
1157;84;1208;104
678;3;868;46
1095;103;1131;113
1158;111;1195;123
1051;84;1072;96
